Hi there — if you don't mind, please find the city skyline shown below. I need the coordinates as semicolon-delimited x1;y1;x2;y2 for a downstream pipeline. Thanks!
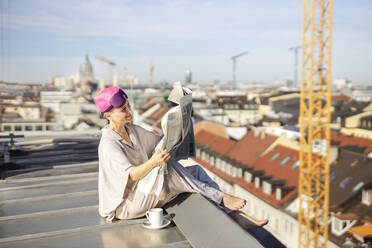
0;0;371;85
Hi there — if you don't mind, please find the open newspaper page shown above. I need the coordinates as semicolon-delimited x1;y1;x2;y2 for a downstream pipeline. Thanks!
136;82;193;196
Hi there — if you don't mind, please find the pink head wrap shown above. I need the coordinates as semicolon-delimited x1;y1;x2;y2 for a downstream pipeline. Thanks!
94;86;128;113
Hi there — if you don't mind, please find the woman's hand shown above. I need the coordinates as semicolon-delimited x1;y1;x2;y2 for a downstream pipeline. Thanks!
150;149;171;168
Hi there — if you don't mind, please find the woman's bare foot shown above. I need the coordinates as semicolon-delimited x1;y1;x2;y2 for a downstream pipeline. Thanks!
221;194;246;211
228;211;269;229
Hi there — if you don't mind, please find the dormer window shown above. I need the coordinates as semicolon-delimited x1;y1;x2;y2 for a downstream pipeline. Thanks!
221;161;226;172
276;188;282;201
216;158;221;169
255;177;260;189
210;156;215;166
227;164;232;176
244;171;252;183
238;168;243;178
362;189;371;206
263;181;272;195
232;167;236;177
331;215;357;236
201;151;206;161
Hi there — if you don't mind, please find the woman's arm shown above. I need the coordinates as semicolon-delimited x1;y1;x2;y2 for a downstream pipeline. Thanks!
129;149;170;181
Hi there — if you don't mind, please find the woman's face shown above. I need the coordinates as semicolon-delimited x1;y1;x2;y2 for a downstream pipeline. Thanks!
105;101;132;125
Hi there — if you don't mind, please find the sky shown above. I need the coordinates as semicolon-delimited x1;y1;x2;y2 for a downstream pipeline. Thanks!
0;0;371;85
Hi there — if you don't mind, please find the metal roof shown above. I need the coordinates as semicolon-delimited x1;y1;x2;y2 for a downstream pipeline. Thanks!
0;132;283;247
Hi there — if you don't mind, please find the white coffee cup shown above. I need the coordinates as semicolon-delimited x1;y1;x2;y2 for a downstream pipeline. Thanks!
146;208;164;227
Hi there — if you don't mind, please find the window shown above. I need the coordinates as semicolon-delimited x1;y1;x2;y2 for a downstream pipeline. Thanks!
340;176;352;189
270;152;281;161
36;125;42;131
285;220;289;233
263;181;272;195
25;125;33;131
227;164;232;175
352;182;364;192
210;156;215;166
255;177;260;189
238;168;243;178
232;167;236;177
291;160;300;170
216;158;221;169
3;125;11;131
15;126;22;131
221;161;226;172
280;156;292;165
275;219;279;231
290;222;294;236
244;172;252;183
362;189;371;206
276;188;282;201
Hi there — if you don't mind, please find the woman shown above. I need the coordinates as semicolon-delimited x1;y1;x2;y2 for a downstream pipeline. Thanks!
94;86;268;228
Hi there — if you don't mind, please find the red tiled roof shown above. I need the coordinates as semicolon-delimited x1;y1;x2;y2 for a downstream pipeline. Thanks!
139;99;156;110
331;95;351;101
194;121;228;139
335;213;360;221
209;136;236;155
331;131;372;155
195;141;300;208
227;130;278;166
252;145;300;188
195;130;218;146
149;107;170;121
234;177;297;208
196;155;297;208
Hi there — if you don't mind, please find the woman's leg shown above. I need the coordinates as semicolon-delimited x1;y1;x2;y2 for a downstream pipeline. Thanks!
166;161;269;228
228;210;269;228
164;160;245;210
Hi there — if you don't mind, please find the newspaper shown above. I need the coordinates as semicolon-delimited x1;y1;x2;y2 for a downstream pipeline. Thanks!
137;82;194;196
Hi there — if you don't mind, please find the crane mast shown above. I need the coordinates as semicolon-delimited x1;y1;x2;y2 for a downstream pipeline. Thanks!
298;0;333;247
231;51;248;90
149;64;155;88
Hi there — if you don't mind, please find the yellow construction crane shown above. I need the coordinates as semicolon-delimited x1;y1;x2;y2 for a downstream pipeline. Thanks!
149;64;155;88
298;0;333;247
95;56;116;85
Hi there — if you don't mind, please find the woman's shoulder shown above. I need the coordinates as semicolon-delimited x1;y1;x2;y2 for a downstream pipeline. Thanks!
99;129;120;148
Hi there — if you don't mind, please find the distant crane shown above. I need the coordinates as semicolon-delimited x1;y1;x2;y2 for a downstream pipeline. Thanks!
231;51;248;89
289;46;301;87
149;64;155;88
95;56;116;85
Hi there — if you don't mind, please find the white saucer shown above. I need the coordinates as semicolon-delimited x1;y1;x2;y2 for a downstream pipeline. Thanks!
142;219;171;229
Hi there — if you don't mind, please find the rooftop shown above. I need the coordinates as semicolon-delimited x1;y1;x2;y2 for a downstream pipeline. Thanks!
0;132;282;247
